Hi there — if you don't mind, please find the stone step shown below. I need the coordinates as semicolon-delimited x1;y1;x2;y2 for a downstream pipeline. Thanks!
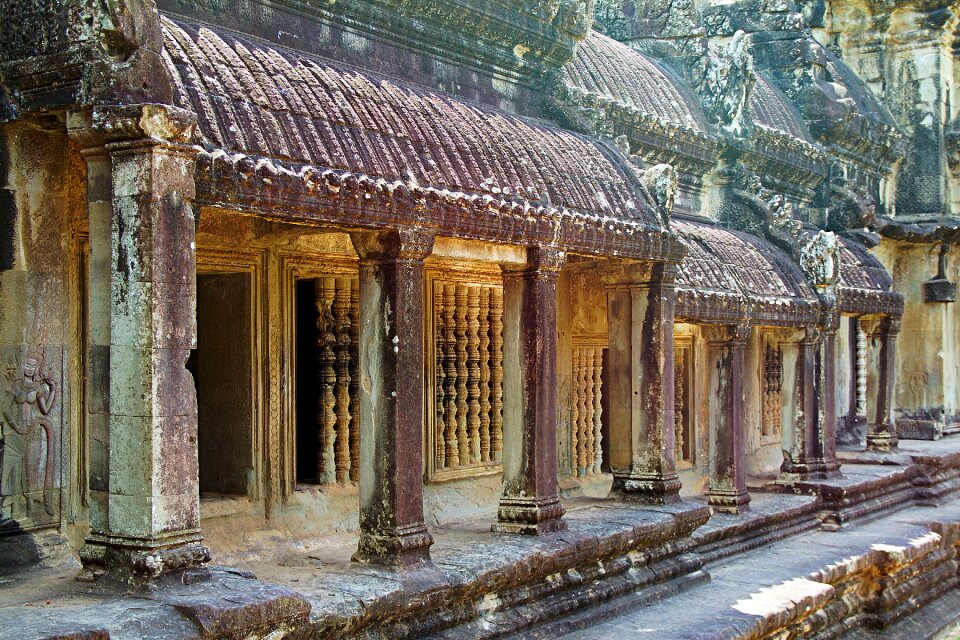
554;501;960;640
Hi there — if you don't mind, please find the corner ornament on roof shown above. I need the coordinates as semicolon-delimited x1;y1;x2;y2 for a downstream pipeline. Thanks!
800;230;840;288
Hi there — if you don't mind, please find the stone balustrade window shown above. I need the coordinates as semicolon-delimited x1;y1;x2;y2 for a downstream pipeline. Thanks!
427;277;505;480
675;338;694;465
313;276;361;484
571;345;604;477
761;339;783;441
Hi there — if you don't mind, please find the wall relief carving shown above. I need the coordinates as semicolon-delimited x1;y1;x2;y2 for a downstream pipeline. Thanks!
1;330;60;533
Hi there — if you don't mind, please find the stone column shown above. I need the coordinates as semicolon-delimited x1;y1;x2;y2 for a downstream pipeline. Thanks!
69;105;209;578
704;325;751;514
866;316;900;452
604;262;681;504
493;246;567;534
780;322;842;480
350;229;434;564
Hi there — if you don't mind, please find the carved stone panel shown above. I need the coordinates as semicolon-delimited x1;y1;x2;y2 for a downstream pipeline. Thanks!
1;335;62;533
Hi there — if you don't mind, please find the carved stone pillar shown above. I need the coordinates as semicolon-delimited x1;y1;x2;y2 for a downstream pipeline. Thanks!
69;105;209;578
493;247;567;535
605;262;681;504
704;325;751;514
350;229;434;564
865;316;900;452
780;321;842;480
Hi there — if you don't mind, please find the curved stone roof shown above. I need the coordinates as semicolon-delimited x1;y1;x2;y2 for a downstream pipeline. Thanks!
565;31;709;133
160;17;678;259
751;72;812;143
674;219;819;325
835;235;903;316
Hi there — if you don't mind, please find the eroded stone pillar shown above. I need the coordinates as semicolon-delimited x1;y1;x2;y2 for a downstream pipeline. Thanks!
866;316;900;452
350;229;434;564
69;105;209;578
605;262;681;504
493;246;567;534
780;321;841;480
704;325;751;514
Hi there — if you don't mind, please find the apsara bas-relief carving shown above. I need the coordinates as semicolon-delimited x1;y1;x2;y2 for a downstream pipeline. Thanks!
1;330;60;532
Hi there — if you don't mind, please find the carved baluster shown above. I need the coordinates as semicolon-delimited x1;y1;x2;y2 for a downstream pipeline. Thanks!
455;285;469;465
490;287;504;462
349;277;360;482
467;287;482;464
315;277;337;484
334;278;353;483
856;320;867;419
584;348;596;474
571;348;581;477
674;345;685;463
479;287;492;463
435;282;446;470
592;347;603;475
762;344;783;438
444;283;460;467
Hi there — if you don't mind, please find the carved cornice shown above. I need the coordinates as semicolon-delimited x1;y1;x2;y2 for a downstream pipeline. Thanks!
193;152;686;263
553;83;720;176
157;0;587;87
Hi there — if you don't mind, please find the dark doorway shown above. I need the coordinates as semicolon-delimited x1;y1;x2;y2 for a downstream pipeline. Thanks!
189;272;253;496
295;279;321;484
600;348;610;472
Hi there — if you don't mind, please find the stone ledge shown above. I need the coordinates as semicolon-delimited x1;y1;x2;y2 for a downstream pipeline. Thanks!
0;568;309;640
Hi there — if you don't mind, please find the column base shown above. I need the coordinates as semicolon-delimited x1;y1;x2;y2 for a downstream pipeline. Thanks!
352;523;433;566
79;530;210;581
609;472;682;505
866;426;898;452
778;457;842;482
492;496;567;535
707;488;751;514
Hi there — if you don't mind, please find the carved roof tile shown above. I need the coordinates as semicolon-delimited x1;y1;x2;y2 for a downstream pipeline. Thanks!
674;219;819;325
161;16;666;238
565;31;709;133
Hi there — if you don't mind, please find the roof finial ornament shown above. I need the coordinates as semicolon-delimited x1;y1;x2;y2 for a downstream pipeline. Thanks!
800;230;840;287
640;163;677;228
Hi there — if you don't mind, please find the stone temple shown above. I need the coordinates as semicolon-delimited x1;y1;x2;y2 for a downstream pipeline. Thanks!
2;0;960;637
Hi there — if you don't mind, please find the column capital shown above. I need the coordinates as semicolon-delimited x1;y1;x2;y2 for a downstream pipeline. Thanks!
601;259;677;288
68;104;198;149
503;245;566;274
350;228;435;263
702;324;750;346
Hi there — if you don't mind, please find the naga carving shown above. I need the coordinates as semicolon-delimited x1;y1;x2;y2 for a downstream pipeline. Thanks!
730;167;803;255
691;31;755;135
800;230;840;287
639;163;678;227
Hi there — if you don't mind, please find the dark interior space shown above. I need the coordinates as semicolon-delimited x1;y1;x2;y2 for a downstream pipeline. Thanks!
600;348;610;472
296;278;321;484
188;272;253;496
